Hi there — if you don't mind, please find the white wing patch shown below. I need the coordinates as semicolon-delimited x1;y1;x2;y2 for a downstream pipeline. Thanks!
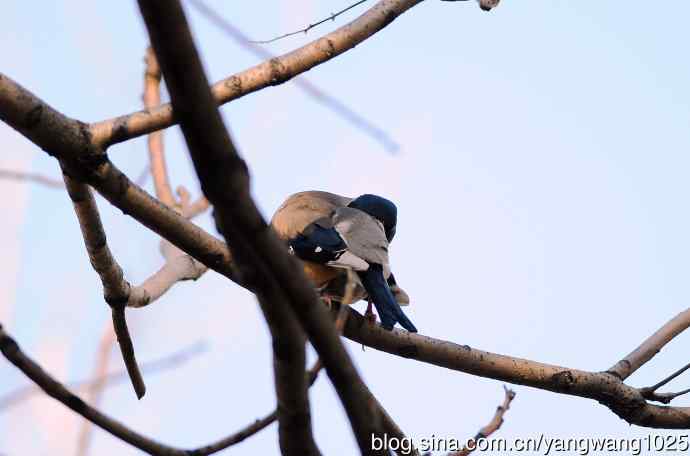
327;251;369;271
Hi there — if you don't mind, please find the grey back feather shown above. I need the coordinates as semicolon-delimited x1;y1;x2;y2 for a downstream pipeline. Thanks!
271;191;352;240
332;207;390;269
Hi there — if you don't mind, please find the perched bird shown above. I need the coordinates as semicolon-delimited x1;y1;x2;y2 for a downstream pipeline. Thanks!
271;191;417;332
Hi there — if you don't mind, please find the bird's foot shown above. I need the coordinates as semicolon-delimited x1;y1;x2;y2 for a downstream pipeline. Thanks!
365;311;377;324
364;300;377;324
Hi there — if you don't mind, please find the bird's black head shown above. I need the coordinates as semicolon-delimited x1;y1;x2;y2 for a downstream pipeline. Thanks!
348;194;397;242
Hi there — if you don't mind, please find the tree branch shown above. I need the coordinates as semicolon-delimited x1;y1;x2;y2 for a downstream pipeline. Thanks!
143;47;175;208
89;0;426;149
0;169;64;188
639;361;690;404
0;342;206;412
450;387;515;456
196;292;421;455
76;325;117;456
608;308;690;381
249;0;369;44
61;172;145;399
0;324;189;456
187;0;399;153
0;72;240;285
341;307;690;428
137;3;326;454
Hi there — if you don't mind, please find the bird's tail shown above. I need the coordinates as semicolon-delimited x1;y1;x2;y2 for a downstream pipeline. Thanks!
359;264;418;333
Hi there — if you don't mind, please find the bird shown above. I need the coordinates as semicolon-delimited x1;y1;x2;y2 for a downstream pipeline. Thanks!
271;191;417;332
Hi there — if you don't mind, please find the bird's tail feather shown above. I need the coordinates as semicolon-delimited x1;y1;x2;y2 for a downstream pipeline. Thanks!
359;264;417;333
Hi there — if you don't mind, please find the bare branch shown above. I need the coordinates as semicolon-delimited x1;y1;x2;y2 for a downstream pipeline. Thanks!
250;0;369;44
127;251;207;308
644;362;690;395
639;361;690;404
641;388;690;405
0;169;64;188
176;185;210;219
187;0;398;153
138;1;399;452
608;308;690;380
196;301;355;455
138;3;325;454
450;387;516;456
0;70;239;295
90;0;426;150
1;340;204;414
76;325;117;456
341;307;690;428
62;172;145;399
143;47;175;207
0;323;189;456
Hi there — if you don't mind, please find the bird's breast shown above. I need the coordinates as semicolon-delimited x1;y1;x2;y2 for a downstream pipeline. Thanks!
301;261;339;288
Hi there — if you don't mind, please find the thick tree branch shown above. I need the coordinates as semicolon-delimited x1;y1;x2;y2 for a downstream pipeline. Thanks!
89;0;426;149
194;301;419;456
341;308;690;428
137;2;395;453
0;72;239;285
62;172;146;399
138;3;325;454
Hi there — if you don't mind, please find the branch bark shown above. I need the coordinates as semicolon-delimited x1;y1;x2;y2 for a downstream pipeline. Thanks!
89;0;426;149
62;171;146;399
137;3;323;454
608;307;690;381
341;308;690;429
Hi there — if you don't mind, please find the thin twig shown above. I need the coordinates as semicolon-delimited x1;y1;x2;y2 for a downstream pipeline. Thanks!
0;340;205;411
450;387;516;456
251;0;369;44
0;324;188;455
76;324;117;456
143;47;175;208
0;169;64;188
640;361;690;404
645;362;690;394
641;388;690;405
185;0;400;153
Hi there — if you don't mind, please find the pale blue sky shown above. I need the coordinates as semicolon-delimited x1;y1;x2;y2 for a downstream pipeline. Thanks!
2;1;690;454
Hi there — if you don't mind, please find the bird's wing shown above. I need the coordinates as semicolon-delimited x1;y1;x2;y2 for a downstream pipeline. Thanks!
332;206;390;268
271;191;352;240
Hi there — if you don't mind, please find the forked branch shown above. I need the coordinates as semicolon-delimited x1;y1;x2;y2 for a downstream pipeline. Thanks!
61;172;145;399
